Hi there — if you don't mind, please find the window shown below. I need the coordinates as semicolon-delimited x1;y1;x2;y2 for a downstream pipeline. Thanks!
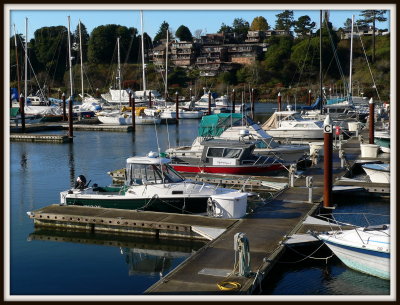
223;148;242;158
207;147;224;157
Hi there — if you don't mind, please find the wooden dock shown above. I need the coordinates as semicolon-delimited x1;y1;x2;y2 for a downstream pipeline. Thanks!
25;130;390;295
10;133;71;143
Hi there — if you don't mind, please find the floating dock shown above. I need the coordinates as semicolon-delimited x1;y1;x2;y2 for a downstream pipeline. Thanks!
10;133;71;143
26;129;390;294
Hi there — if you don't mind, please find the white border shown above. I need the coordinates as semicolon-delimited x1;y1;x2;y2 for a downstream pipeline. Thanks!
4;3;396;302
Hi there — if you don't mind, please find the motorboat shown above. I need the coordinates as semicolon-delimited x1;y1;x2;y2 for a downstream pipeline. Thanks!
97;107;161;125
169;138;286;175
362;163;390;184
317;224;390;280
374;130;390;153
60;152;247;214
261;110;324;140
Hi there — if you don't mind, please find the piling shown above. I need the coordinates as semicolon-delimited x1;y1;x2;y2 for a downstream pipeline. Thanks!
232;89;236;114
369;98;374;144
323;115;333;208
251;88;255;120
149;91;152;108
129;91;132;108
175;92;180;121
62;93;67;121
208;91;212;115
68;95;73;140
308;89;312;106
19;95;25;132
131;95;136;131
277;92;281;112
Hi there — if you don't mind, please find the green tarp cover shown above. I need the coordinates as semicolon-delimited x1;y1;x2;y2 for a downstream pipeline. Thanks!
198;113;247;137
10;107;20;117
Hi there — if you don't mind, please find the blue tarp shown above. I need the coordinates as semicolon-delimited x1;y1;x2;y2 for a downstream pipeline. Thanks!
10;88;19;100
294;97;322;110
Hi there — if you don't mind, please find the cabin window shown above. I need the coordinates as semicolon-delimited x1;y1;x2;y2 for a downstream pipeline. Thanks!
223;148;242;158
207;147;224;157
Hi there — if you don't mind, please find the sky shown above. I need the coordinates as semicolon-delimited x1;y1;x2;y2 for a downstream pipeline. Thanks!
6;4;392;41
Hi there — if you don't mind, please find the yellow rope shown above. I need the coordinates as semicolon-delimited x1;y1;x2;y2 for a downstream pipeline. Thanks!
217;281;241;291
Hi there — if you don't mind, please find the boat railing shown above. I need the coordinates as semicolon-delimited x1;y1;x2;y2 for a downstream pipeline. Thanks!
316;212;389;237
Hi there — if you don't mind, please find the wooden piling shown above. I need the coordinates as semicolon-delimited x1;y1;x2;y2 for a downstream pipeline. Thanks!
251;88;255;120
175;92;179;121
149;91;152;108
323;115;333;208
232;89;236;114
131;95;136;131
308;89;312;106
277;92;281;112
62;93;67;121
208;91;211;115
68;95;73;140
369;98;374;144
19;95;25;131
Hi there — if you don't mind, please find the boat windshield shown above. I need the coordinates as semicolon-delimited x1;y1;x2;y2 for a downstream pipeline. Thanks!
126;163;184;185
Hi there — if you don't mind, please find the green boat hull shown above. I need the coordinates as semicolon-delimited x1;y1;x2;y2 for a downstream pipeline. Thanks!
65;196;208;214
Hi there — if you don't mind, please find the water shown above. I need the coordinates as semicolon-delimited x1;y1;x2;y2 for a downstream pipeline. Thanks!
8;103;391;296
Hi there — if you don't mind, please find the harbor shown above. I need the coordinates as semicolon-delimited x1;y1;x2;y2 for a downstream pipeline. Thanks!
7;6;393;300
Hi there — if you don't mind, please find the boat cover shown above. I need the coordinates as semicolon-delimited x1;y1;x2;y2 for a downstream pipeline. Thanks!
198;113;247;137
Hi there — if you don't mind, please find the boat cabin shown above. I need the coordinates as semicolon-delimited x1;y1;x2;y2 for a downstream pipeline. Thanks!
125;153;185;186
200;139;258;166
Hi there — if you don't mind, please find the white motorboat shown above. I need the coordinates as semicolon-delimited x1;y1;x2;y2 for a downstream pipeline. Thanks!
261;111;324;140
362;163;390;184
97;109;161;125
318;224;390;280
60;151;248;215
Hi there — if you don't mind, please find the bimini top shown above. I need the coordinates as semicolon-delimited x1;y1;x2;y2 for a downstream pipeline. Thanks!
126;151;171;165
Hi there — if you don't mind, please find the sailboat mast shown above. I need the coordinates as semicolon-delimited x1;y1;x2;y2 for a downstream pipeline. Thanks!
140;10;146;93
79;20;84;99
13;24;21;97
165;28;168;105
24;17;28;99
349;14;354;99
67;16;73;98
319;10;323;115
117;37;121;107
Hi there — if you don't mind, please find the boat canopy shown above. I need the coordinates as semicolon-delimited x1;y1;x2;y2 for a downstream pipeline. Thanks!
198;113;252;137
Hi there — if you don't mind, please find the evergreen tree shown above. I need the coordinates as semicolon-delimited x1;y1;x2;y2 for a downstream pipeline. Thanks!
275;10;294;31
293;15;316;37
217;23;233;34
73;22;89;62
175;25;193;41
153;21;171;45
359;10;388;62
232;18;250;41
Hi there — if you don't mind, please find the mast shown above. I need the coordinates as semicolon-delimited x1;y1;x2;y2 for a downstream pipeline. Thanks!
13;24;21;97
117;37;121;107
349;14;354;100
140;10;146;93
319;10;323;115
67;16;73;99
79;20;84;100
165;27;168;106
24;17;28;100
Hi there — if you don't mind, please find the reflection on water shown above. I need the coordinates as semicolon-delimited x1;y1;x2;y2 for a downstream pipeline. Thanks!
28;228;205;287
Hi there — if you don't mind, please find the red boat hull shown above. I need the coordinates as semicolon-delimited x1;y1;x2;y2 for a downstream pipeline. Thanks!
171;163;284;175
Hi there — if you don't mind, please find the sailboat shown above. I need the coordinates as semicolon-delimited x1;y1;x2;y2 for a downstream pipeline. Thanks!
96;36;160;125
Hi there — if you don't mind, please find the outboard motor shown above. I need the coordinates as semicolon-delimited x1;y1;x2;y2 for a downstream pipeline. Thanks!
74;175;87;189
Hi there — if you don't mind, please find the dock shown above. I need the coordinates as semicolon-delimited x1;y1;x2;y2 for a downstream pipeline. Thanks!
26;128;390;294
10;133;71;143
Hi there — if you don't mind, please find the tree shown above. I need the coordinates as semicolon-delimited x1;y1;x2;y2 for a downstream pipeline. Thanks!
293;15;316;37
73;22;89;62
153;21;171;45
359;10;388;62
32;26;68;83
193;29;203;39
232;18;250;41
88;25;134;64
275;10;294;31
250;16;269;31
175;25;193;41
344;18;353;30
217;23;233;34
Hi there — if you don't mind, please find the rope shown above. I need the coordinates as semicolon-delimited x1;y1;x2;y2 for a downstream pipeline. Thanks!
278;242;334;264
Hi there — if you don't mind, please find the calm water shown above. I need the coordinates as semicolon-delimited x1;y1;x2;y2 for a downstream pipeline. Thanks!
9;103;391;297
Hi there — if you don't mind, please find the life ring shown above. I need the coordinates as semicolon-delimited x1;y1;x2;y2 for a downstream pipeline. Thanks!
217;281;241;291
